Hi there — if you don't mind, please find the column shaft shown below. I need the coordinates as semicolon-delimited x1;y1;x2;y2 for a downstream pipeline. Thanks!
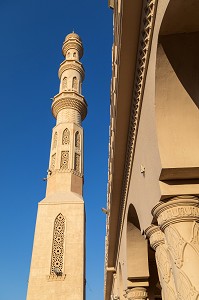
145;225;177;300
153;196;199;299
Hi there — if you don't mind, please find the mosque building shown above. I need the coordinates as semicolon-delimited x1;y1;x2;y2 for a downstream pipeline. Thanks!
105;0;199;299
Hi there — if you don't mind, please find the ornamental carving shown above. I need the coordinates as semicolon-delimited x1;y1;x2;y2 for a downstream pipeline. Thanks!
62;128;70;145
60;151;69;170
152;197;199;230
156;246;172;283
58;61;85;80
190;222;199;255
74;153;80;173
163;285;176;300
177;271;199;300
51;153;56;171
52;132;57;149
146;225;171;282
62;41;83;60
50;213;65;276
75;131;80;149
126;287;148;300
52;93;87;120
165;225;186;269
145;225;165;250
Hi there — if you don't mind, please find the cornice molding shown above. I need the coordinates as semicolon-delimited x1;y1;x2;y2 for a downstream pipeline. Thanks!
58;60;85;80
145;224;165;250
52;91;87;120
62;39;83;58
118;0;158;236
152;195;199;230
47;274;66;281
126;287;148;300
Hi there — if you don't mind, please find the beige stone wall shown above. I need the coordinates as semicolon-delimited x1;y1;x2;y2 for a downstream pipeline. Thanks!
105;0;199;299
27;198;85;300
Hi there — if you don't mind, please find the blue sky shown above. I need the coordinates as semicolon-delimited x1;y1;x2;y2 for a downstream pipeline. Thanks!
0;1;112;299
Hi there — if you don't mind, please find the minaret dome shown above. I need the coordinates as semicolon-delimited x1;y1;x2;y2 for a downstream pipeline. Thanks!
62;32;83;60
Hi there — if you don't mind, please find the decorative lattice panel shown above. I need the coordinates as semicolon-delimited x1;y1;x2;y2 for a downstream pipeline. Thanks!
50;213;65;275
62;128;70;145
75;131;80;149
51;153;56;171
60;151;69;170
52;132;57;149
74;153;80;172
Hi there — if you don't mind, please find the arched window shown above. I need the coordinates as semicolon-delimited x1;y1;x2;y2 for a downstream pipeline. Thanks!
62;128;70;145
50;213;65;276
52;132;57;149
75;131;80;149
73;52;76;58
72;77;78;91
62;77;67;91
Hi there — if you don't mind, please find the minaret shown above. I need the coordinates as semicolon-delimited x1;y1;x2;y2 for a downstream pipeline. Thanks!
26;33;87;300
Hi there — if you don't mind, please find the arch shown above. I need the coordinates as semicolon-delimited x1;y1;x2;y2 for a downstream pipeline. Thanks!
62;128;70;145
62;77;67;91
72;76;78;91
155;0;199;180
75;131;80;149
50;213;65;275
126;204;149;282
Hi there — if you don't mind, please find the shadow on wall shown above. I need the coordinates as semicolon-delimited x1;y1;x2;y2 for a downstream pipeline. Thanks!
160;31;199;109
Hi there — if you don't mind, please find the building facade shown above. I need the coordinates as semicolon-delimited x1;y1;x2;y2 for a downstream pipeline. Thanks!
26;33;87;300
105;1;199;299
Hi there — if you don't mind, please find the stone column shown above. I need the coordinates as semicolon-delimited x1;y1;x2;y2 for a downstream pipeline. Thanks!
153;195;199;299
125;287;147;300
145;225;177;300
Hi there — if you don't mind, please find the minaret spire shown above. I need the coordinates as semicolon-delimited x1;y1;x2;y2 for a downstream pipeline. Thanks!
26;33;87;300
46;32;87;197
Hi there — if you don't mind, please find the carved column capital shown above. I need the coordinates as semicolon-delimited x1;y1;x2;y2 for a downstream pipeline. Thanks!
145;224;165;250
126;287;147;300
152;195;199;230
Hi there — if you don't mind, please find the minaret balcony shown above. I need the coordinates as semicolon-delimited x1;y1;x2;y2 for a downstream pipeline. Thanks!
52;91;87;120
62;34;83;58
58;60;85;80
